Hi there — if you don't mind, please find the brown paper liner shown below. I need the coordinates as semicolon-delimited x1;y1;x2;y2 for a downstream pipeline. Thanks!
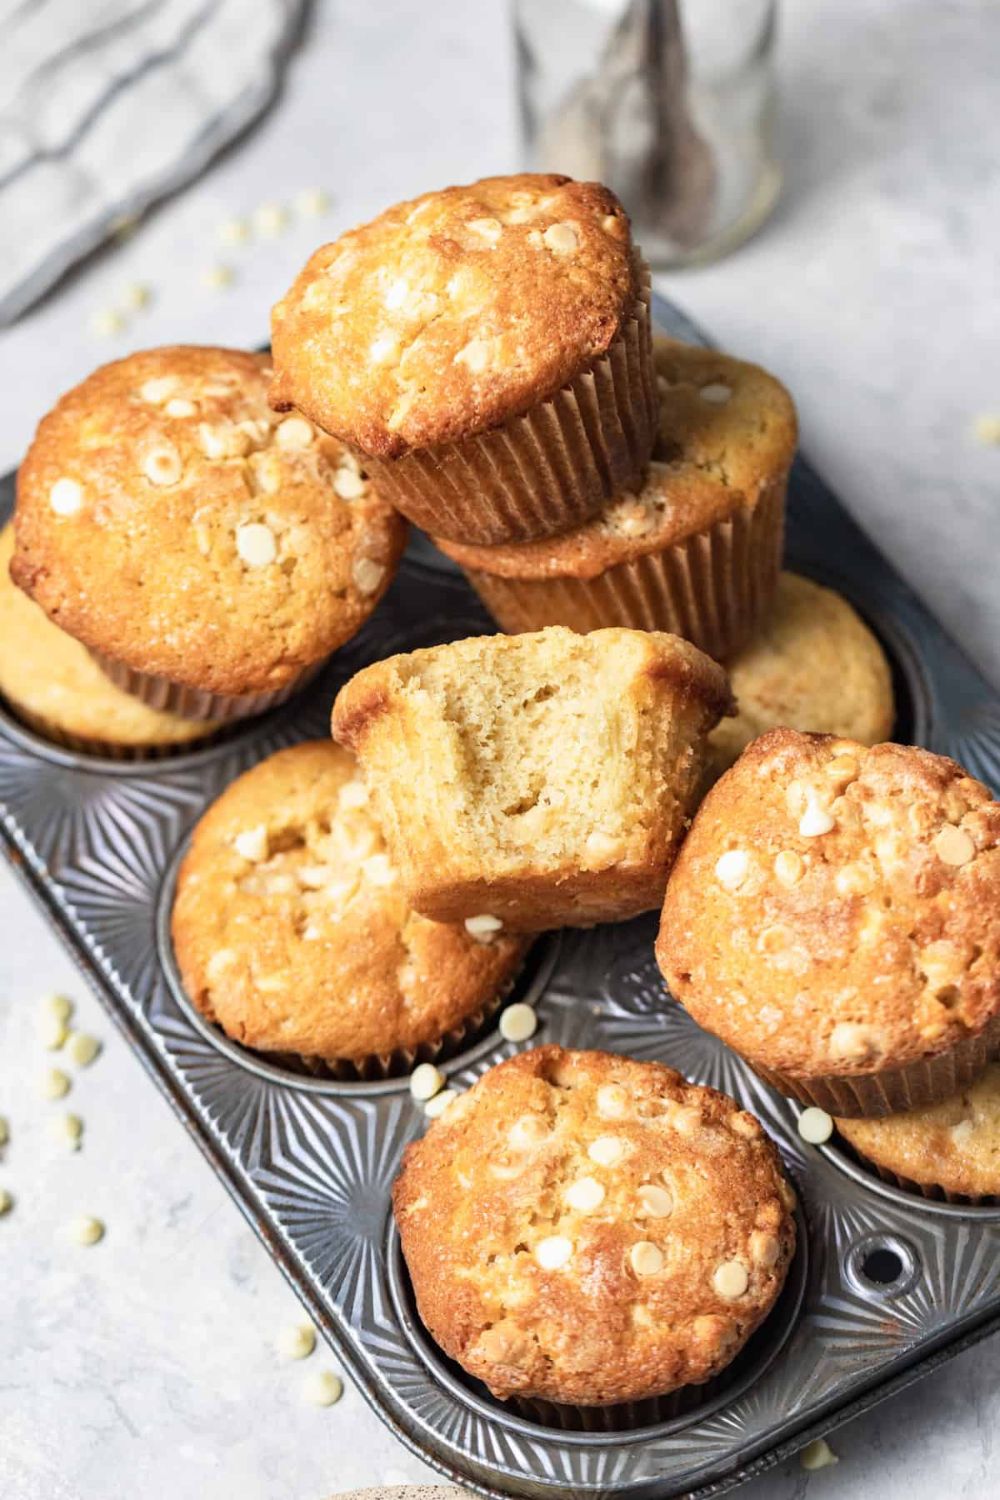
362;265;657;546
752;1018;1000;1118
855;1159;1000;1209
6;701;222;761
91;650;327;723
453;474;785;662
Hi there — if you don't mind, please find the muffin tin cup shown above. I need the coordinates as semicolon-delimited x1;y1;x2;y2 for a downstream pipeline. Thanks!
90;649;328;723
751;1018;1000;1118
450;477;785;661
3;701;223;761
361;266;656;547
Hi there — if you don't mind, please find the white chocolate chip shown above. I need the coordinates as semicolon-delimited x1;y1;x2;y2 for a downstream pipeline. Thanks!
829;1021;879;1062
296;188;330;217
409;1063;445;1102
584;829;625;862
362;853;395;887
302;1370;343;1407
798;794;835;838
973;414;1000;446
797;1106;834;1144
699;383;732;405
333;465;366;500
338;781;368;810
468;217;502;244
49;478;83;516
535;1235;573;1270
90;308;125;337
636;1184;674;1218
0;1188;12;1216
596;1083;628;1119
67;1033;101;1068
235;522;277;568
141;443;183;487
276;1323;316;1360
933;824;975;866
369;333;398;364
41;1068;72;1100
50;1113;83;1150
200;263;235;291
351;557;386;595
499;1004;537;1044
42;993;74;1024
630;1241;664;1277
0;1117;8;1148
800;1439;839;1472
826;754;859;782
121;282;151;311
714;849;750;890
218;217;250;245
163;397;196;419
464;913;504;942
750;1230;781;1269
564;1176;605;1213
542;221;579;253
254;202;288;237
234;824;269;863
68;1215;104;1246
712;1260;749;1299
588;1135;626;1167
773;850;804;887
508;1114;548;1151
275;416;314;449
455;338;491;373
38;1014;69;1050
140;376;179;405
424;1089;458;1121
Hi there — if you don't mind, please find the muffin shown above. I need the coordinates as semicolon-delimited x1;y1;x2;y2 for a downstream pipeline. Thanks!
433;337;796;659
706;572;895;777
393;1045;796;1406
270;174;656;545
0;524;220;756
331;626;732;931
657;730;1000;1116
12;346;407;721
171;741;528;1074
835;1062;1000;1203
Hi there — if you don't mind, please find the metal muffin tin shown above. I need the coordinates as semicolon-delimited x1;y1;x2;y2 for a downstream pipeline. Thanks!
3;296;1000;1499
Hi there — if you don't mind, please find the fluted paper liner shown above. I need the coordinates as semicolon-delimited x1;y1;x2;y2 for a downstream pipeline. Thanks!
752;1016;1000;1118
7;701;222;761
858;1159;1000;1209
456;474;785;661
362;266;657;546
91;649;327;723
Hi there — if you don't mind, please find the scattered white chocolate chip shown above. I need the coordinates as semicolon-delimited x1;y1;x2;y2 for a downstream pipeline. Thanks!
141;443;183;487
630;1241;664;1277
409;1063;445;1102
800;1438;839;1471
235;522;277;568
362;854;395;887
200;263;235;291
564;1176;605;1213
276;1322;316;1360
714;848;750;891
49;478;83;517
69;1215;105;1246
499;1003;537;1044
90;308;125;338
535;1235;573;1270
829;1021;879;1062
67;1033;101;1069
38;1014;69;1050
275;415;314;449
0;1117;8;1147
0;1188;12;1216
596;1083;628;1119
464;913;504;942
164;397;197;419
41;1068;71;1100
826;754;858;782
773;850;804;887
699;382;732;405
333;465;366;500
712;1260;749;1299
50;1113;83;1151
296;188;330;217
797;1106;834;1145
799;794;835;838
254;202;288;237
42;993;74;1024
302;1370;343;1407
933;824;975;866
750;1231;781;1269
588;1135;626;1167
218;216;251;245
542;221;579;253
121;281;152;312
636;1184;674;1218
369;333;398;364
973;414;1000;445
508;1114;548;1151
351;558;385;595
584;829;625;861
139;376;179;405
468;216;502;244
338;781;368;810
424;1089;459;1120
233;824;269;863
455;338;491;373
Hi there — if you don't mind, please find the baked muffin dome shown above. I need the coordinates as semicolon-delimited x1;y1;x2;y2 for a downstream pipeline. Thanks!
171;741;528;1070
658;730;1000;1116
393;1046;796;1406
332;625;732;931
0;524;219;755
707;572;895;776
271;174;641;458
836;1062;1000;1202
12;346;407;715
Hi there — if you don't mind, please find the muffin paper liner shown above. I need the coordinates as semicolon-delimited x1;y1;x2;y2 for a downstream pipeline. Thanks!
850;1155;1000;1209
91;650;327;723
4;701;223;761
362;265;656;546
453;473;785;661
751;1017;1000;1118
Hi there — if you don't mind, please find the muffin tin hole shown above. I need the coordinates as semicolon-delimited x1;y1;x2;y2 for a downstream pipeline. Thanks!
847;1235;919;1298
385;1209;808;1444
155;834;559;1096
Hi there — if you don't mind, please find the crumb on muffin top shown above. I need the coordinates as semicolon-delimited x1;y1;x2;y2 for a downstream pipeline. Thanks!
171;741;527;1066
393;1046;795;1406
658;730;1000;1079
270;174;640;458
12;346;407;698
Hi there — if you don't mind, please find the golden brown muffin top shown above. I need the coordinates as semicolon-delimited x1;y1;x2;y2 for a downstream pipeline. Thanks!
12;347;407;697
394;1046;795;1406
270;174;639;458
434;337;797;580
658;730;1000;1080
0;525;218;748
171;741;528;1067
836;1062;1000;1199
707;573;895;776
